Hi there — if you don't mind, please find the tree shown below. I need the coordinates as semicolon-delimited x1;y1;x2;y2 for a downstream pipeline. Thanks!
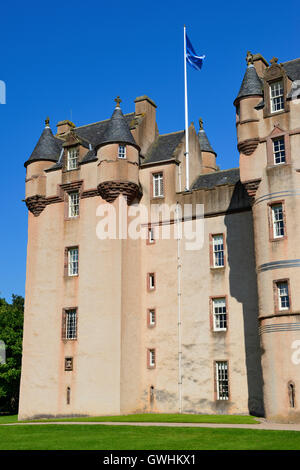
0;295;24;413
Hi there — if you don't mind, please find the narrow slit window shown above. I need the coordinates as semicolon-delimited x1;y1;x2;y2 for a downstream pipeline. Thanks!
149;309;156;326
148;273;155;290
148;226;155;244
149;349;156;367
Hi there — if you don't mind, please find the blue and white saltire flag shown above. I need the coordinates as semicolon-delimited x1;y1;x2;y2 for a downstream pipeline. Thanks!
185;33;205;71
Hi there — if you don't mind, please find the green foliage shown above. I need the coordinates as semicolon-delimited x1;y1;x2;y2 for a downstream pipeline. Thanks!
0;295;24;413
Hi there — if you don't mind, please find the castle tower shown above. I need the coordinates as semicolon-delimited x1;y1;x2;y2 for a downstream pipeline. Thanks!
235;51;300;422
19;99;144;419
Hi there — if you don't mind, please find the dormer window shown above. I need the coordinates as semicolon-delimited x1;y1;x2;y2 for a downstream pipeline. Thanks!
270;80;284;113
118;145;126;159
67;147;78;170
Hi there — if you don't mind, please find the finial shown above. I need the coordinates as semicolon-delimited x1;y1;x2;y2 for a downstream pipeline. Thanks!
270;57;278;65
114;96;122;107
199;117;203;130
246;51;253;65
45;116;50;127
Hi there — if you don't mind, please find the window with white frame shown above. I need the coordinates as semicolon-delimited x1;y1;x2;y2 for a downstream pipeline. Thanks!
68;191;79;218
212;298;227;331
149;349;156;367
68;247;79;276
64;309;77;340
271;203;285;238
212;235;224;267
153;172;164;198
149;309;156;326
270;80;284;113
118;144;126;159
149;273;155;290
67;147;79;170
277;281;290;310
215;361;229;400
273;138;286;165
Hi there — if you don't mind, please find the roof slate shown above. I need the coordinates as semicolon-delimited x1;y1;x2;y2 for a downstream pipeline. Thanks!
282;58;300;81
25;127;63;167
143;131;184;164
192;168;240;190
74;113;136;147
198;129;216;156
235;64;263;104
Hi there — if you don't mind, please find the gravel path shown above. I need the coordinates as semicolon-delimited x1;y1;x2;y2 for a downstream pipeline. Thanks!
1;419;300;431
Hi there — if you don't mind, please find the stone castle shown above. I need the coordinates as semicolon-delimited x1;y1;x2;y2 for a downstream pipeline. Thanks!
19;51;300;423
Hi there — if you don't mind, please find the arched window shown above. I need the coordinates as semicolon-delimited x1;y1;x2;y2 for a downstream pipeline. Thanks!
288;382;295;408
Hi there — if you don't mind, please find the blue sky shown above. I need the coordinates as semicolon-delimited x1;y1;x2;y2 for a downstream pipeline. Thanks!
0;0;297;301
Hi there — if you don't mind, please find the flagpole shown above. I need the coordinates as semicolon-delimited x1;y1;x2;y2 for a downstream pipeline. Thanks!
183;24;190;191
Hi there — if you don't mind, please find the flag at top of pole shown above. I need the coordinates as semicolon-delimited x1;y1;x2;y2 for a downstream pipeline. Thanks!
185;33;205;71
183;26;205;191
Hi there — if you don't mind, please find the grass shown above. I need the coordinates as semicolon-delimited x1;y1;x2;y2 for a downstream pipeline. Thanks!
0;424;299;450
1;413;259;425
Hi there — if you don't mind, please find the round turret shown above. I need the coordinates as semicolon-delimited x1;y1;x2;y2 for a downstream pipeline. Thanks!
97;97;141;204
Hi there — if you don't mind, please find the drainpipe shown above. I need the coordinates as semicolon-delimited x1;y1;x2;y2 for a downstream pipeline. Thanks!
176;202;182;413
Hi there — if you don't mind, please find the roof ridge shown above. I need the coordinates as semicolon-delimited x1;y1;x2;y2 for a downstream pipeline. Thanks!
75;112;135;130
282;58;300;65
158;130;184;138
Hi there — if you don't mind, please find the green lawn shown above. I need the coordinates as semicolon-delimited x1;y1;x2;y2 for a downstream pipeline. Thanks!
2;413;259;425
0;425;299;450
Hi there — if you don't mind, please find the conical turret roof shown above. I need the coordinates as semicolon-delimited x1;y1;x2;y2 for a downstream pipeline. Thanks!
98;97;138;149
25;119;62;167
234;64;263;105
198;119;217;156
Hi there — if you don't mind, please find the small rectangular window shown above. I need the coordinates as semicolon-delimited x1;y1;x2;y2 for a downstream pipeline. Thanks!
63;309;77;340
212;298;227;331
148;309;156;327
277;281;290;311
212;235;224;267
68;247;79;276
149;349;156;368
273;138;286;165
153;172;164;198
148;226;155;244
68;191;79;218
215;361;229;400
67;147;78;170
118;145;126;159
271;204;285;238
148;273;155;290
65;357;73;371
270;80;284;113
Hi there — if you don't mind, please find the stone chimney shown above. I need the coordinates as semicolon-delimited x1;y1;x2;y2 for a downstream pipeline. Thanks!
56;120;76;137
133;96;157;156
